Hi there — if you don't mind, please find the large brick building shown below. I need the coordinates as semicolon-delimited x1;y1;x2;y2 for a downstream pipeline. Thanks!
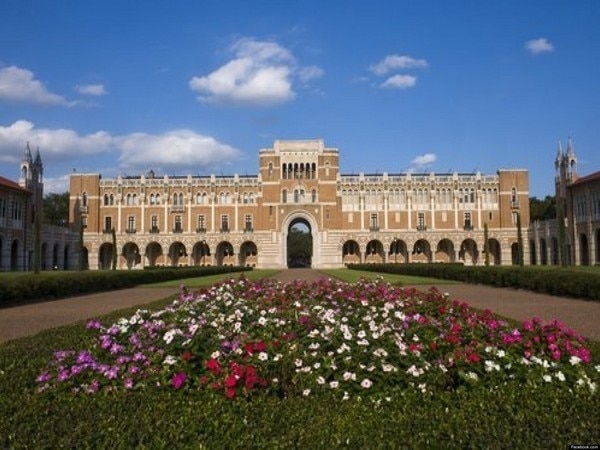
530;139;599;266
69;139;530;269
0;144;78;271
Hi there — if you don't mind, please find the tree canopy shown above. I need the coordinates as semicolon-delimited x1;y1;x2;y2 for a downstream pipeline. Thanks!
43;192;69;227
529;195;556;222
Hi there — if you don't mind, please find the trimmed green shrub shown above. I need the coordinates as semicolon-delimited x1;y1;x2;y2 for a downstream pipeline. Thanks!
348;264;600;301
0;266;250;307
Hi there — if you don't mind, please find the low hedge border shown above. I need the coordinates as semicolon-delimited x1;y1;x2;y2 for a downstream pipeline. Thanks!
347;263;600;301
0;266;250;308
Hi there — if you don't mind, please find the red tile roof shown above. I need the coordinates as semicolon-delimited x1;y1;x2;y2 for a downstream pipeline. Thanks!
0;176;31;194
573;170;600;185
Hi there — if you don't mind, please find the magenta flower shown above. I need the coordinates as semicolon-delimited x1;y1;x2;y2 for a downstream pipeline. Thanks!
172;372;187;389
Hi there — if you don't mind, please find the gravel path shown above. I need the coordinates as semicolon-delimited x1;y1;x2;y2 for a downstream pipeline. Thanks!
0;269;598;343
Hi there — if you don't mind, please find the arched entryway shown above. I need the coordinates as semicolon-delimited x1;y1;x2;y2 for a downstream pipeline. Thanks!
216;241;235;266
192;241;211;266
389;238;408;264
122;242;141;269
412;239;432;263
487;238;501;265
240;241;258;267
459;239;478;265
145;242;163;267
435;239;454;263
63;245;70;270
98;243;115;270
52;243;60;270
365;239;384;264
169;242;187;266
540;239;548;265
10;239;19;270
529;239;537;265
579;233;589;265
287;220;312;268
342;240;361;265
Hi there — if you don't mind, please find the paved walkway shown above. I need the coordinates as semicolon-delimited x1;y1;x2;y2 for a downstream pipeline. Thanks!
0;270;598;343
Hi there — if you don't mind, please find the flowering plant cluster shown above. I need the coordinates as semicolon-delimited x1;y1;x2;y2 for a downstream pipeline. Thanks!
37;276;599;399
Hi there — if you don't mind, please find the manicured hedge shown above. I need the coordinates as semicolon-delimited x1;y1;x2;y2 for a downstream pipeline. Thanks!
347;263;600;301
0;266;250;307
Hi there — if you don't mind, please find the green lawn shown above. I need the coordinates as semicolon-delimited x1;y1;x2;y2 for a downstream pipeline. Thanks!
142;269;281;288
319;268;461;285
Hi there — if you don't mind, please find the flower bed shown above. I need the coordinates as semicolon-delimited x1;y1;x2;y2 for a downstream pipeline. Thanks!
37;276;599;399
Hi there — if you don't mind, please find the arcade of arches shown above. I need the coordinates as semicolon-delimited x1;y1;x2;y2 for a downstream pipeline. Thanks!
88;236;505;270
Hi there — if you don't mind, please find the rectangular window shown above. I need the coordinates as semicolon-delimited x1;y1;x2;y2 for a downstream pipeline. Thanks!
245;214;253;232
488;211;493;221
221;215;229;232
127;215;135;233
511;211;518;225
464;212;472;229
104;216;112;232
348;213;354;223
370;213;379;231
417;213;426;231
197;214;205;232
174;215;182;232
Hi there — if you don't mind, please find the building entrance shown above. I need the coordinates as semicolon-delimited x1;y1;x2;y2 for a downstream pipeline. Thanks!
287;219;312;268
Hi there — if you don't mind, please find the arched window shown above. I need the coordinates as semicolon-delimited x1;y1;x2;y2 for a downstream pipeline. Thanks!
104;194;109;206
109;194;114;205
249;193;254;203
282;190;287;203
312;189;317;203
294;189;299;203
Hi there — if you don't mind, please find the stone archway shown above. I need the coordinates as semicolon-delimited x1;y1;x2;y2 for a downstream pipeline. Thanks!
281;212;318;268
287;219;312;268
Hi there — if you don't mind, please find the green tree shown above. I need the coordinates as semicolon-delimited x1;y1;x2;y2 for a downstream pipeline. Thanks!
43;192;69;226
529;195;556;221
287;226;312;267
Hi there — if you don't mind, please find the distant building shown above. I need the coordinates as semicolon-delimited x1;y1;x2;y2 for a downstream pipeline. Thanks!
530;138;599;265
0;144;79;271
70;139;530;269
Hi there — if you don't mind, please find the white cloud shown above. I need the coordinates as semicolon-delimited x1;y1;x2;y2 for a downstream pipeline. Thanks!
410;153;437;170
525;38;554;55
0;120;113;162
117;130;242;170
370;55;428;76
0;66;69;105
0;120;243;175
380;74;417;89
189;38;322;106
76;84;107;96
298;65;324;84
43;175;71;194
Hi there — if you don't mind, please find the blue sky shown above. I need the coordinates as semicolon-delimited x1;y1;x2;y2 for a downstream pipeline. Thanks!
1;0;598;197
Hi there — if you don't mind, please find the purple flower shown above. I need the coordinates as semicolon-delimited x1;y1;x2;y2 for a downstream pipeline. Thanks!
86;319;101;330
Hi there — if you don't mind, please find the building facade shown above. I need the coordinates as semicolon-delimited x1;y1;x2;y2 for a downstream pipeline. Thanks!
0;144;79;271
530;139;600;266
70;139;530;270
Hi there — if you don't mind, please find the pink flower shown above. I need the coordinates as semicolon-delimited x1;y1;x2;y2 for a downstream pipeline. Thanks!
171;372;187;389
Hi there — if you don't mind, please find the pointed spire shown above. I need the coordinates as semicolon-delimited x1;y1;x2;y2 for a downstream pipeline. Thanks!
34;146;42;165
23;141;33;164
566;136;575;157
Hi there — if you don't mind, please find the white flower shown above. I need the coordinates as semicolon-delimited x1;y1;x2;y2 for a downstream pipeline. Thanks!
496;350;506;358
357;330;366;339
258;352;268;361
313;362;321;369
163;355;176;365
330;381;339;389
342;391;350;400
303;389;311;397
569;356;581;365
556;371;566;382
466;371;478;381
258;317;267;326
211;350;221;359
273;354;282;362
317;376;325;385
382;364;397;373
343;371;356;381
361;378;373;389
543;375;552;383
294;358;303;367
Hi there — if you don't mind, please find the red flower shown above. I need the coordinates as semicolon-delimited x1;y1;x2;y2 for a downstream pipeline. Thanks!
466;352;480;364
225;374;238;388
181;350;193;361
205;358;222;375
226;387;236;399
254;341;266;352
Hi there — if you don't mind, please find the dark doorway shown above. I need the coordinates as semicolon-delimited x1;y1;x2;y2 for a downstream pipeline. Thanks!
287;220;312;268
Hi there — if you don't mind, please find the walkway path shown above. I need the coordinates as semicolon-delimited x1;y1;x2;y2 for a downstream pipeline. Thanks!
0;270;598;343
